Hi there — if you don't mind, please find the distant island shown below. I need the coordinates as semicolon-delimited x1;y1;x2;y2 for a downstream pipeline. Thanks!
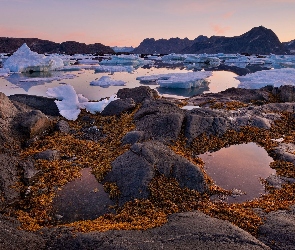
0;26;294;55
134;26;291;55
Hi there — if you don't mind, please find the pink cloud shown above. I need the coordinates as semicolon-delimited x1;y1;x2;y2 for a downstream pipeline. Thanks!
211;24;231;35
222;11;234;19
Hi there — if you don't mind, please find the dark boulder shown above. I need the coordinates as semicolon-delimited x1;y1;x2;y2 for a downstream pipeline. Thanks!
134;99;185;142
18;110;52;138
101;98;136;116
34;149;60;161
0;154;20;211
0;214;45;250
9;94;59;116
121;131;145;145
104;141;207;205
0;92;17;119
272;85;295;103
55;120;70;133
117;86;159;104
258;205;295;250
45;211;269;250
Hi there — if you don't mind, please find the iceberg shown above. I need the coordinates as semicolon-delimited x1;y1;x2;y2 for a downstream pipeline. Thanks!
90;76;126;88
100;54;151;67
162;53;187;62
137;71;212;89
3;43;64;73
46;84;118;120
0;68;10;77
19;74;76;83
94;65;134;73
184;55;220;65
236;68;295;89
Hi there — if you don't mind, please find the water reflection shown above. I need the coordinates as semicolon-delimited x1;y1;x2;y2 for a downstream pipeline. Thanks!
199;143;275;203
52;168;115;223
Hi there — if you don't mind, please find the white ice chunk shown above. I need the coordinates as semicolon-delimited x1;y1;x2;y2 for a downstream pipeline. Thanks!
0;68;10;77
100;54;151;67
236;68;295;89
3;43;64;72
46;85;119;120
94;65;134;73
90;76;126;88
19;74;76;83
137;71;212;89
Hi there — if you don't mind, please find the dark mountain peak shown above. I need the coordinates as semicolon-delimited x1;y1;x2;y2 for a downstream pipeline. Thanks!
182;26;289;55
0;37;114;54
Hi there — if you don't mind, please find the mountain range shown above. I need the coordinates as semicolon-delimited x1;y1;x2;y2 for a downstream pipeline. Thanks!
0;26;293;55
0;38;114;55
134;26;291;55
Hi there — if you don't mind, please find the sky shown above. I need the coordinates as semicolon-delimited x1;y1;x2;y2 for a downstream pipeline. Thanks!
0;0;294;47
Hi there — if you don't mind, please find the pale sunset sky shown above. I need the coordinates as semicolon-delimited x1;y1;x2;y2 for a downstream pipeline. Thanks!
0;0;294;47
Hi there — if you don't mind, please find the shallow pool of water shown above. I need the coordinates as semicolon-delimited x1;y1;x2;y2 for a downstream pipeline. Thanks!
52;168;115;223
199;142;275;203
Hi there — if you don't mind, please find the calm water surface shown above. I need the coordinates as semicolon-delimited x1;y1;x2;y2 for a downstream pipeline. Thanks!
199;143;275;203
0;65;240;100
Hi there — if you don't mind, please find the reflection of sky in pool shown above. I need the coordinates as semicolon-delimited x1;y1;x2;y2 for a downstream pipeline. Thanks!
0;65;241;100
199;143;275;203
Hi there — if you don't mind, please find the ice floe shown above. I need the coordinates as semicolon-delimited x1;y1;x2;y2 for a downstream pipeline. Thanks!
94;65;134;73
100;54;151;67
0;68;10;77
90;76;126;88
236;68;295;89
46;84;118;120
3;43;64;73
19;74;76;83
136;71;212;89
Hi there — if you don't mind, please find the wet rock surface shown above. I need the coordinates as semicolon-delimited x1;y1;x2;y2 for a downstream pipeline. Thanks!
104;141;207;205
0;214;45;250
0;154;19;211
101;98;136;116
1;86;295;249
258;205;295;250
134;99;185;142
44;211;269;250
117;86;159;104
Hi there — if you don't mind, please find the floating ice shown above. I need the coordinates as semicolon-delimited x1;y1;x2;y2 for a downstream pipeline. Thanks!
3;43;64;73
77;58;100;65
236;68;295;89
0;68;10;77
162;53;186;62
94;65;134;73
90;76;126;88
224;56;249;64
47;84;118;120
184;55;220;65
137;71;212;89
100;54;151;67
19;74;76;83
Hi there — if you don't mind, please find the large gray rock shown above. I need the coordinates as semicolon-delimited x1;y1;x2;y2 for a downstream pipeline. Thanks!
258;205;295;250
0;214;45;250
104;141;207;204
45;211;269;250
34;149;60;161
272;85;295;103
134;99;185;142
0;92;17;119
117;86;159;104
271;143;295;164
121;130;145;145
19;110;52;138
9;94;60;116
0;154;20;211
101;98;136;116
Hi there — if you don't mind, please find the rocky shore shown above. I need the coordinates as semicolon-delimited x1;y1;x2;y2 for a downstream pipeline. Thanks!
1;86;295;249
